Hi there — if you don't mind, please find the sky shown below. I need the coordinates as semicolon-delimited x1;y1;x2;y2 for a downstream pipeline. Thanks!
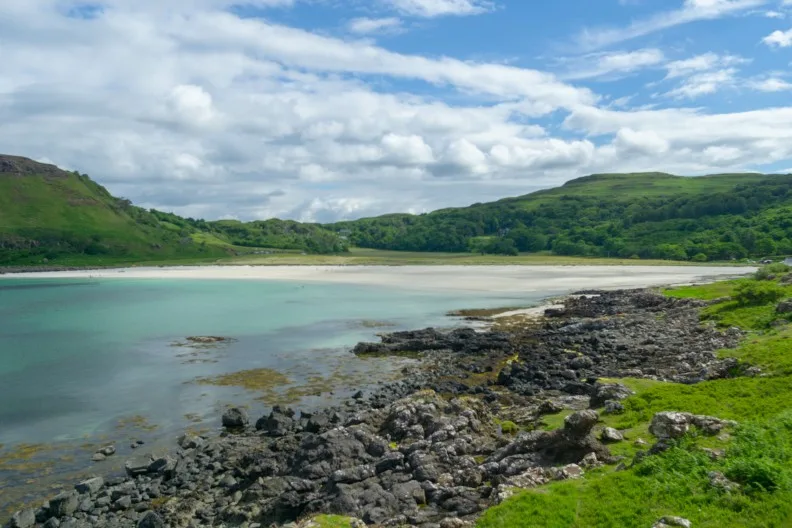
2;0;792;222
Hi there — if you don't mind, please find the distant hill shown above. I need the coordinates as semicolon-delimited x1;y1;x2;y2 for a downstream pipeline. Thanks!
0;155;346;265
326;171;792;262
3;154;791;266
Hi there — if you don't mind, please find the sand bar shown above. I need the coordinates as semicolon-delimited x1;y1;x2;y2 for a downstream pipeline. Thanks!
0;265;755;293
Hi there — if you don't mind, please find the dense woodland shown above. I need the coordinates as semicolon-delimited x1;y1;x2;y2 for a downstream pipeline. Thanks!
328;175;792;261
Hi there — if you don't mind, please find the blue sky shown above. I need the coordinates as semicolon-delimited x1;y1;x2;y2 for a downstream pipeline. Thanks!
1;0;792;221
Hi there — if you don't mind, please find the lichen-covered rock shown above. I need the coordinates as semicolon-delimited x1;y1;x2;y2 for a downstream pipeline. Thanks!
653;516;692;528
601;427;624;443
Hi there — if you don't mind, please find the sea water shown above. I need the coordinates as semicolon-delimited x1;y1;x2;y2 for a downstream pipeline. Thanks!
0;278;549;493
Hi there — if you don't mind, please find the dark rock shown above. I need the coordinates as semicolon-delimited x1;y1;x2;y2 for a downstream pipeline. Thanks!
222;407;249;428
177;433;204;450
147;456;175;474
113;496;132;510
776;299;792;314
590;383;634;409
75;477;104;495
125;455;154;477
256;408;295;436
564;410;599;436
8;509;36;528
136;511;165;528
49;491;80;517
538;400;564;415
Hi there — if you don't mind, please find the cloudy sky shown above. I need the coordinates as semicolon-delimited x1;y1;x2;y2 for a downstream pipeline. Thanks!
2;0;792;222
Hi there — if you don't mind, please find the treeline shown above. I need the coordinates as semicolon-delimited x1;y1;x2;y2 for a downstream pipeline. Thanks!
207;219;348;254
327;175;792;261
148;212;348;254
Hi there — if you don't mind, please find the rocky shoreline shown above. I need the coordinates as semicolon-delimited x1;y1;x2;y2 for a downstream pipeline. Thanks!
5;288;745;528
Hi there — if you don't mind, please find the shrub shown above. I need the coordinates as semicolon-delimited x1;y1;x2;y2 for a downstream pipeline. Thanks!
755;263;790;280
692;253;709;262
734;281;785;306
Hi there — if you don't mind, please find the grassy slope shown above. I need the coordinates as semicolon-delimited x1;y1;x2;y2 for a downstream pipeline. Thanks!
0;156;240;264
0;168;147;244
478;270;792;528
437;172;766;212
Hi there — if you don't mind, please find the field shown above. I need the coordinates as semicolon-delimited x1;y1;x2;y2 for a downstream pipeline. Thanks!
217;248;745;267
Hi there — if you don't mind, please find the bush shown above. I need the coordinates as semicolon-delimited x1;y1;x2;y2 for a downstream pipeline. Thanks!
755;263;790;280
734;281;785;306
692;253;709;262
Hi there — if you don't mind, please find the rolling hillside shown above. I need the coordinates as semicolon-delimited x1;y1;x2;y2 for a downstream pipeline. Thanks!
327;172;792;261
3;154;791;266
0;155;345;265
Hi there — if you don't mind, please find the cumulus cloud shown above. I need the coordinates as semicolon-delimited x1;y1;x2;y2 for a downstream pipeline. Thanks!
763;27;792;46
0;0;791;222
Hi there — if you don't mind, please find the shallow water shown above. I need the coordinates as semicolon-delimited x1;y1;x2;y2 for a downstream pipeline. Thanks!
0;277;551;511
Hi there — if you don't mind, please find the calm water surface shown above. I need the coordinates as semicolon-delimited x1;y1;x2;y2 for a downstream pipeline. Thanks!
0;277;549;447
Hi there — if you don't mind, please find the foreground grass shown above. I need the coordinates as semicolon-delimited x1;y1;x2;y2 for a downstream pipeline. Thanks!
478;270;792;528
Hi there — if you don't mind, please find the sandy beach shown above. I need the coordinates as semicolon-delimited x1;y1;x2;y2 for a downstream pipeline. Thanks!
1;265;755;293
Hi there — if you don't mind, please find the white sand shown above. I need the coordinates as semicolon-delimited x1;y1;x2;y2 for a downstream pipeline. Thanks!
2;265;755;294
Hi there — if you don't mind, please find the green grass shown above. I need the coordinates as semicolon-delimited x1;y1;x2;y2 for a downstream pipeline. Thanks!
303;515;359;528
517;172;766;205
221;247;741;267
479;276;792;527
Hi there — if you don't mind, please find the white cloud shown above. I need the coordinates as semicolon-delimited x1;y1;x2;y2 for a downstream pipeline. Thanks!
166;85;218;128
347;17;402;35
578;0;767;49
763;27;792;46
747;77;792;91
385;0;494;18
664;68;739;98
1;1;792;222
615;128;670;155
561;49;665;80
664;53;748;78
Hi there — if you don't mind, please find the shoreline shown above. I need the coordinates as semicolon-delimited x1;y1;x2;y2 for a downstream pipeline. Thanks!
3;279;751;527
0;264;755;294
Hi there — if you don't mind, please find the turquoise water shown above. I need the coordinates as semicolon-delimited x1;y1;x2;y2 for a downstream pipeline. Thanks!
0;278;548;449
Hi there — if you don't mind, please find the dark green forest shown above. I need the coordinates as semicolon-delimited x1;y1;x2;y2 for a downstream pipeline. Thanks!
327;173;792;261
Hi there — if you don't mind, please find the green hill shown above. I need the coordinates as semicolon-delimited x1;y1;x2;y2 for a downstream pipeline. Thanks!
0;155;346;266
327;171;792;261
3;154;791;266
